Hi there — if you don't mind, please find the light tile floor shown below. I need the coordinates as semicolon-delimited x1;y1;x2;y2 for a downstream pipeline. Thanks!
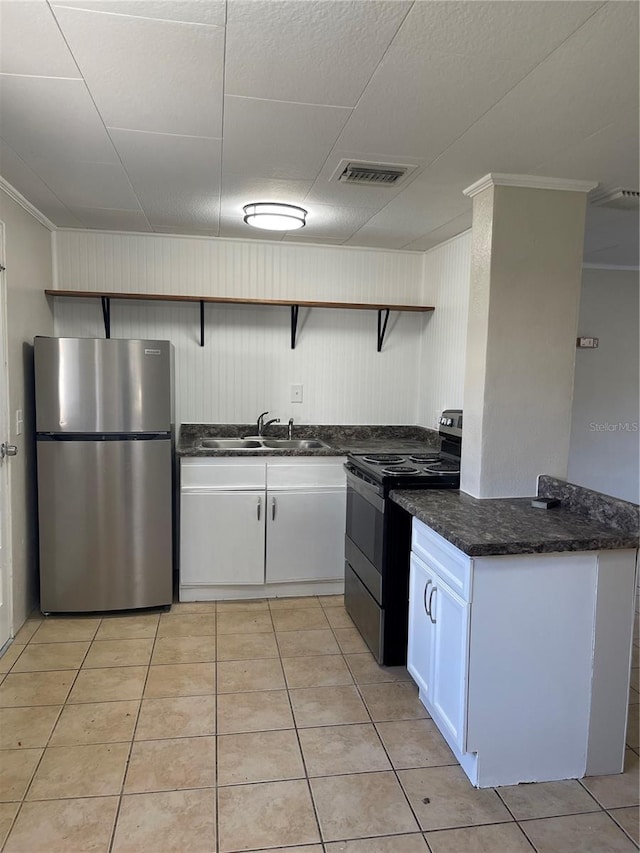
0;593;638;852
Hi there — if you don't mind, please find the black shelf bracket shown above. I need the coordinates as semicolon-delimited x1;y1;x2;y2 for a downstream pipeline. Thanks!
377;309;390;352
291;305;299;349
199;301;205;347
101;296;111;339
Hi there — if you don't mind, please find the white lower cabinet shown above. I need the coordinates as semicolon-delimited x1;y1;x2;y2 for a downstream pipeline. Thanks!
266;489;346;583
179;456;346;599
408;552;469;752
180;490;265;586
408;517;638;788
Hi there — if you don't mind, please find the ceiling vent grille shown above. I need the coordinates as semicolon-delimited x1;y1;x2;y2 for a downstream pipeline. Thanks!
590;187;639;211
330;159;419;188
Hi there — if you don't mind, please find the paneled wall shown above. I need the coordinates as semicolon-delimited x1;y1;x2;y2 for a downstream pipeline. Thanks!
417;232;471;429
53;231;427;425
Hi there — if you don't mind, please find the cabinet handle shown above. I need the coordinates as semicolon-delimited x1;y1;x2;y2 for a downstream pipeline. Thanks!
257;498;262;521
428;586;436;624
423;579;432;616
271;496;276;521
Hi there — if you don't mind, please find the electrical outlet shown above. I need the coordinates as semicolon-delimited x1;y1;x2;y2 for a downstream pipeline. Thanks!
15;409;23;436
291;384;303;403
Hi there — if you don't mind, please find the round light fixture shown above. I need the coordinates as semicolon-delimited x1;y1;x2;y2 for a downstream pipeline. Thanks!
243;202;307;231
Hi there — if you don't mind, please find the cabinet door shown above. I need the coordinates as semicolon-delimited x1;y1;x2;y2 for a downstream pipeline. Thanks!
430;578;470;751
407;554;437;699
265;489;346;583
180;490;265;585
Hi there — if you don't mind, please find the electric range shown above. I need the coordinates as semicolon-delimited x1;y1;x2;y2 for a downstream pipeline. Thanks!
343;410;462;665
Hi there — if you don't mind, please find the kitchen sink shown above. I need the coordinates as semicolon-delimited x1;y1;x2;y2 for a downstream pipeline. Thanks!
197;437;330;451
261;439;329;449
198;438;262;449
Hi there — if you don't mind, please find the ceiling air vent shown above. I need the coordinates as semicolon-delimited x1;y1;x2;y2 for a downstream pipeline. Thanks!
330;159;419;188
590;187;640;211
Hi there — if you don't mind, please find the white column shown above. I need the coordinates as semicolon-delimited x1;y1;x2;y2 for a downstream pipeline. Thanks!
460;174;596;498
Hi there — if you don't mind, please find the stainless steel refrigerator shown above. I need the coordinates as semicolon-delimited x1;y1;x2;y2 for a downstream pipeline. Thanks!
34;337;174;613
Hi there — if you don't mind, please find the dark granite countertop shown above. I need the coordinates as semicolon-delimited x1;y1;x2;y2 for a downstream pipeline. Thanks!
391;487;639;556
178;423;439;458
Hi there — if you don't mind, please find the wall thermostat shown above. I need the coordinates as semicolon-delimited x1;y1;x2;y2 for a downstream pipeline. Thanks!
576;337;599;348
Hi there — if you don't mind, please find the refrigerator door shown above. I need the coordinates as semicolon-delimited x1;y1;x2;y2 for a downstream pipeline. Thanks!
35;337;172;433
37;437;173;612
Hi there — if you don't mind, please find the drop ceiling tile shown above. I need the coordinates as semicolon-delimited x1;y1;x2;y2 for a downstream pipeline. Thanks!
109;128;221;231
536;119;639;191
584;206;640;255
29;160;142;210
284;203;377;241
428;3;639;185
222;173;314;208
392;0;602;63
401;212;473;252
54;1;226;26
225;0;411;107
51;5;224;136
0;140;83;227
0;75;118;166
222;96;351;180
0;0;81;77
66;207;152;232
335;43;535;162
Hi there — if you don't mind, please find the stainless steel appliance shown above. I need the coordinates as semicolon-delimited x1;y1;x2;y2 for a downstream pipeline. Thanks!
344;410;462;664
34;337;174;613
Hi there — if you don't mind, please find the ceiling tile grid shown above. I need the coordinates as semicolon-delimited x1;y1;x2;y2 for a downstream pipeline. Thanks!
0;0;636;262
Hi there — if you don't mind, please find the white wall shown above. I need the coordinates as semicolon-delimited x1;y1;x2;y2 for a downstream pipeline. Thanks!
53;230;426;425
0;187;54;630
417;231;471;429
568;268;640;503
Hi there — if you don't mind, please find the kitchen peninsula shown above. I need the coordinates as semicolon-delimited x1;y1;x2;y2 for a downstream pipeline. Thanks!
393;477;639;788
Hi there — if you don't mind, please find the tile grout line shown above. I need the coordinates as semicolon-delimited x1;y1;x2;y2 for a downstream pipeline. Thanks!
3;618;103;850
268;597;327;852
107;611;162;853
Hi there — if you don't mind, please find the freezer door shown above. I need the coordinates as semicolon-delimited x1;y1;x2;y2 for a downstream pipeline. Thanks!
34;337;172;433
37;438;173;612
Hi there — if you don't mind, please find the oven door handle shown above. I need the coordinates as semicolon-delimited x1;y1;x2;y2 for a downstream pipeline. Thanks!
345;470;385;513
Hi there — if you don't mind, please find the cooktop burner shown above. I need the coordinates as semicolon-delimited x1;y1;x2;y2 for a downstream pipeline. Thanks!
382;465;421;475
408;454;441;464
425;460;460;474
361;454;404;464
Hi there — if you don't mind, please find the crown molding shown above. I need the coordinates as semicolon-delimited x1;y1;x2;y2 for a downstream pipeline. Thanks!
0;177;56;231
463;173;598;198
582;263;639;271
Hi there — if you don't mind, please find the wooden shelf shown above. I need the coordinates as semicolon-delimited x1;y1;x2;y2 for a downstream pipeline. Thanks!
45;289;435;351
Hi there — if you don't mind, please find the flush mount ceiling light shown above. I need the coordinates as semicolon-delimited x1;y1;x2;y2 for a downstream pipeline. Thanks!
243;202;307;231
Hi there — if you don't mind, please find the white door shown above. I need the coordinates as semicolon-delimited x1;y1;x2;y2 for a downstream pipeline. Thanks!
265;489;346;583
180;490;265;585
407;553;436;700
430;577;470;751
0;222;12;646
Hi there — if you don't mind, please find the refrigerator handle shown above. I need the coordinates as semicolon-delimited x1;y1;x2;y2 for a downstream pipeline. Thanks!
257;497;262;521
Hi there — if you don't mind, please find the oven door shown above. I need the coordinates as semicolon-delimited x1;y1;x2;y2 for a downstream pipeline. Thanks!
345;468;385;572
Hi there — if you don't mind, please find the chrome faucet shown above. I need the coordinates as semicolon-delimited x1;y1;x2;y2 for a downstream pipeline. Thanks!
256;411;280;436
288;418;294;439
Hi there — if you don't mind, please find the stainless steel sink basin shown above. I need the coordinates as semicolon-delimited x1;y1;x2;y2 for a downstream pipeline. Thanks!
197;437;330;451
261;439;329;449
199;438;262;449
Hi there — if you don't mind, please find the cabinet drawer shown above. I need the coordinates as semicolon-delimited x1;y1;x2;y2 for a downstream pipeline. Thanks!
412;519;472;601
266;458;346;489
181;459;266;489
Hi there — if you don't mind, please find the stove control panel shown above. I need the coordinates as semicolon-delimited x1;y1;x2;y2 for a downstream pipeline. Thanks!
439;409;463;437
